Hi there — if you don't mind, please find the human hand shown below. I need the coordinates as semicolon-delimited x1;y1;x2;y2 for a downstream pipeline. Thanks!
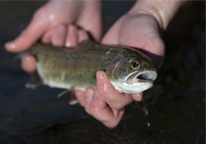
76;2;167;128
5;0;183;128
5;0;102;72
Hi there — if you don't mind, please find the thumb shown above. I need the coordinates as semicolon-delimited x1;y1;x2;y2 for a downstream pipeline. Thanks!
5;12;47;53
132;93;143;101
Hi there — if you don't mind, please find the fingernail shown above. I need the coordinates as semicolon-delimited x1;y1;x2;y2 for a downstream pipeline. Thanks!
65;42;71;47
96;71;103;83
5;42;16;49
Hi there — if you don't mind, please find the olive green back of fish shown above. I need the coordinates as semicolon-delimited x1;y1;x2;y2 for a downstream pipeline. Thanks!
24;41;127;89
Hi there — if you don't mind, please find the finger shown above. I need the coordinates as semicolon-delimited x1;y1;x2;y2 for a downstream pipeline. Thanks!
65;25;78;48
78;30;89;42
41;29;53;44
90;90;124;128
21;55;37;73
84;87;94;115
96;71;133;110
51;25;67;47
76;1;102;42
132;93;143;102
75;90;85;107
5;11;47;52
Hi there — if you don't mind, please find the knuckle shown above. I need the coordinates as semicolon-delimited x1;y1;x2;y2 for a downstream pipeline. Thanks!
104;113;123;128
89;102;99;114
98;84;109;96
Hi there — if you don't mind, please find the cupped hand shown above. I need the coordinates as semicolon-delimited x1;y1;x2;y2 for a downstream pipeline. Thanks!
5;0;165;128
76;13;165;128
5;0;102;72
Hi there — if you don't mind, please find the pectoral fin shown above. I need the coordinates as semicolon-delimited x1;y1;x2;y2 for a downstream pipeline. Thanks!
57;87;78;105
57;89;74;98
25;71;43;89
135;101;148;116
69;91;78;105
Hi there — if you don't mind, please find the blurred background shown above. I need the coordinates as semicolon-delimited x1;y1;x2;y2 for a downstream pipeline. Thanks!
0;1;205;144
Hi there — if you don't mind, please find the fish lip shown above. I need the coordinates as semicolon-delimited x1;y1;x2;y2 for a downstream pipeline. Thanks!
126;70;157;84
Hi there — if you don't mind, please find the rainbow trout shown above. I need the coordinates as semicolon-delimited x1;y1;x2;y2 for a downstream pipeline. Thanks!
22;41;157;114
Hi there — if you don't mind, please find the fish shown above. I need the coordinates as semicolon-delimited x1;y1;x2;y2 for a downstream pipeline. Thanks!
21;40;157;114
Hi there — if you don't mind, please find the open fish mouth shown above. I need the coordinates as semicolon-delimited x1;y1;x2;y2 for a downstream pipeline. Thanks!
126;71;157;84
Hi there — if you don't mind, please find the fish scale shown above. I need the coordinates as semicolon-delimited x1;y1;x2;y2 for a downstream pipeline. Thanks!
22;40;157;94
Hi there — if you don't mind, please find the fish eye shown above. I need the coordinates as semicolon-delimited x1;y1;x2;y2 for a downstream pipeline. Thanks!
131;61;140;70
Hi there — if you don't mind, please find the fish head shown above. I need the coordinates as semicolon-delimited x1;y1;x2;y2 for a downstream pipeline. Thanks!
106;49;157;94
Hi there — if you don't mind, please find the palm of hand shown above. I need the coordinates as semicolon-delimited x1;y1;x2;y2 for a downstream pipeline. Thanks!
34;1;102;44
102;14;165;68
5;0;101;72
5;0;102;53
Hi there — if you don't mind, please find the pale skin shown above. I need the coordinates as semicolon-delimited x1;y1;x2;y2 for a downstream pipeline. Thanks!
5;0;185;128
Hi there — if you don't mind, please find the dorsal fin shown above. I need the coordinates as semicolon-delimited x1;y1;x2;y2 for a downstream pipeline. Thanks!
79;40;94;45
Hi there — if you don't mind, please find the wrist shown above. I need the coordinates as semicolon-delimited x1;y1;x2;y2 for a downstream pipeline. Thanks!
128;0;186;30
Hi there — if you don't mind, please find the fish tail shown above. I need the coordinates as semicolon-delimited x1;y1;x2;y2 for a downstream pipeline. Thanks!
14;43;41;60
13;53;24;60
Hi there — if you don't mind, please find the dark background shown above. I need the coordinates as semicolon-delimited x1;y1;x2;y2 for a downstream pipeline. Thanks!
0;1;205;144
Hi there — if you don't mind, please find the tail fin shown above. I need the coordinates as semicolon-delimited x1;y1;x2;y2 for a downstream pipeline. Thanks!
13;43;41;60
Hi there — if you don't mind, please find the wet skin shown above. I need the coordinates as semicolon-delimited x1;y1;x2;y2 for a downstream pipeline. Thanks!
4;0;184;127
22;42;157;93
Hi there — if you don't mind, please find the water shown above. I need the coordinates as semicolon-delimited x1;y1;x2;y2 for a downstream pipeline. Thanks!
0;1;205;144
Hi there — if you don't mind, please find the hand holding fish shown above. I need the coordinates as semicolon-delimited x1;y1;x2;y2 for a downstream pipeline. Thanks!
74;0;185;128
75;4;166;128
75;12;165;127
5;0;102;71
5;0;185;128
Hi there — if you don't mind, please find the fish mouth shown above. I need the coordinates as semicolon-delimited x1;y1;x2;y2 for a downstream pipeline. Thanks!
126;71;157;84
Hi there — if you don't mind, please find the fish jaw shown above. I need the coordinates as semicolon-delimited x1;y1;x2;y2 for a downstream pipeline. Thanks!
125;70;157;84
122;81;153;94
109;70;157;94
110;80;153;94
